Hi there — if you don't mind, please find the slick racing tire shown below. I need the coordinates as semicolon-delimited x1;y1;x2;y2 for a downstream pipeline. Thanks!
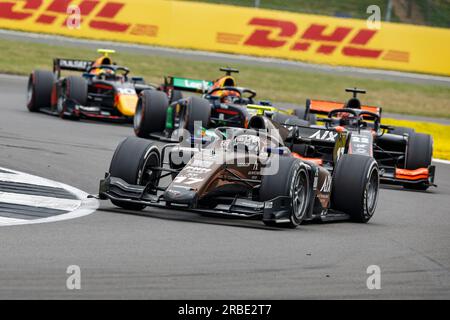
260;156;310;228
59;76;87;119
27;70;54;112
389;126;415;136
109;137;162;210
186;96;211;133
294;107;308;120
272;112;309;127
403;133;433;191
294;107;316;125
65;76;88;105
405;133;433;170
331;154;379;223
134;90;169;138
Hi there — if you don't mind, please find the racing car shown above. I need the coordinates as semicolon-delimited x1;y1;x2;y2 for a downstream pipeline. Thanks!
133;67;314;140
97;117;380;228
286;88;435;190
27;49;177;121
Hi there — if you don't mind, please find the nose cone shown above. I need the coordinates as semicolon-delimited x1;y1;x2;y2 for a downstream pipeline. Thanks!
164;187;197;206
116;94;138;116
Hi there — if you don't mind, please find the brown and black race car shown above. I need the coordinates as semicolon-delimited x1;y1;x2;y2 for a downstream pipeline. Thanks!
27;49;176;121
96;116;380;228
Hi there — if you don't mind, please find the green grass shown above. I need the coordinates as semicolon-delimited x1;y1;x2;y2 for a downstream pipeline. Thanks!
1;37;449;119
180;0;450;28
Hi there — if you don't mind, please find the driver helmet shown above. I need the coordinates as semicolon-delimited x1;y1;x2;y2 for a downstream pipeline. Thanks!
335;111;359;127
98;67;118;80
210;76;240;102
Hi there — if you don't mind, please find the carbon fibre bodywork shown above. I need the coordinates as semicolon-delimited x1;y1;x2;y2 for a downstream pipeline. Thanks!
98;122;355;224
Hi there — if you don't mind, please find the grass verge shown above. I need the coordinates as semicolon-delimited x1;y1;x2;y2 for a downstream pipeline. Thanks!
0;37;449;119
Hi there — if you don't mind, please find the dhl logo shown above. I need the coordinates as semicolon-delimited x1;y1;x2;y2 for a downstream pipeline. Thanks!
218;17;409;62
0;0;158;37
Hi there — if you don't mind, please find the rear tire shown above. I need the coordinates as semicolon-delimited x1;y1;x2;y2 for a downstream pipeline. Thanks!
27;70;54;112
134;90;169;138
109;137;161;210
389;126;415;136
294;107;307;120
294;107;316;124
331;154;379;223
170;89;183;103
260;157;310;228
186;96;211;133
405;133;433;170
274;112;309;126
308;113;317;125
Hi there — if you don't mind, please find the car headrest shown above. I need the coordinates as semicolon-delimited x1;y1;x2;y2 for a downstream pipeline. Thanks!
101;57;112;65
346;98;361;109
248;115;266;130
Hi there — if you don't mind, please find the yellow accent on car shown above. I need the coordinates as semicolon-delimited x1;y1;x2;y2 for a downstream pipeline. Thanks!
97;49;116;57
246;104;290;115
116;94;138;117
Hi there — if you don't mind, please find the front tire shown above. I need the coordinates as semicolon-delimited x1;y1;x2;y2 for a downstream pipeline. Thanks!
405;133;433;170
134;90;169;138
27;70;54;112
331;154;379;223
186;96;211;133
260;157;310;228
109;137;161;210
403;133;433;191
389;126;415;136
59;76;87;119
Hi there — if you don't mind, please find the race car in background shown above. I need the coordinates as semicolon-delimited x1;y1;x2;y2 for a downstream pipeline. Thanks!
27;49;179;121
97;118;379;227
133;67;314;140
290;88;435;190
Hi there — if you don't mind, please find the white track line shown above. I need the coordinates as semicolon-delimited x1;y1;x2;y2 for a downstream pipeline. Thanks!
433;158;450;165
0;192;81;211
0;216;25;224
0;166;98;226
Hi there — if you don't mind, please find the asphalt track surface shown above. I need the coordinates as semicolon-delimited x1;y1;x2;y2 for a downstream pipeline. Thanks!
0;75;449;299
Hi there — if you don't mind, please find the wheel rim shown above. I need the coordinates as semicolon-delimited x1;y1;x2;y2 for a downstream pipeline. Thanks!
134;101;142;131
291;169;308;220
138;149;160;188
366;167;379;216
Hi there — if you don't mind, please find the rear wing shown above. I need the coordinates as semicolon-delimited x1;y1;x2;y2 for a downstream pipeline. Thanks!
53;58;94;77
164;76;213;93
306;99;382;117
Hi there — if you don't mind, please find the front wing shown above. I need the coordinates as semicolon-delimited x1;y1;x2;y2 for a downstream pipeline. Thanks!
97;174;293;223
380;165;436;187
